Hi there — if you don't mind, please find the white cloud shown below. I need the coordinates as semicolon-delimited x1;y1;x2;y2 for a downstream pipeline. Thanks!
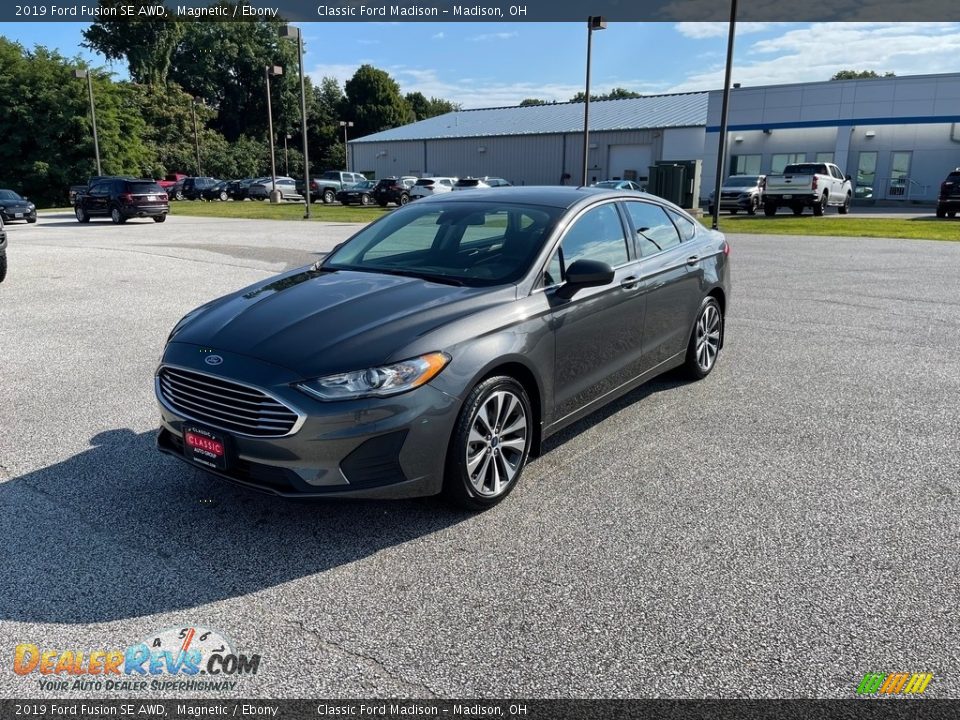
307;63;362;87
432;32;445;40
470;32;518;42
674;22;791;39
668;22;960;92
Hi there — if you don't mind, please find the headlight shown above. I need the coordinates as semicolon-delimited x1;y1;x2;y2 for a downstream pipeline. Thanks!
28;203;35;210
297;352;450;401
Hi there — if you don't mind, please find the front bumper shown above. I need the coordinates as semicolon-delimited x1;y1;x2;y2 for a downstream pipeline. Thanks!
154;343;461;499
1;208;36;222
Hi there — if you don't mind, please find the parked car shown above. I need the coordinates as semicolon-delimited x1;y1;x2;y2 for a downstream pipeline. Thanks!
247;177;302;201
372;176;417;206
69;175;136;205
936;168;960;218
298;171;366;204
226;178;264;201
708;175;766;215
154;186;729;509
453;177;512;191
74;178;169;224
336;180;376;206
591;180;643;191
0;189;37;223
182;177;223;201
201;181;231;202
764;163;852;216
158;173;189;199
0;215;7;283
410;177;458;200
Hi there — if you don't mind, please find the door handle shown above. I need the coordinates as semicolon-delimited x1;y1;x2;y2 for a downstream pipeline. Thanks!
686;255;700;266
620;276;640;290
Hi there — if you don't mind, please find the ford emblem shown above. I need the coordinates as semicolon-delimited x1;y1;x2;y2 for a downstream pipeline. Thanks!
204;355;224;366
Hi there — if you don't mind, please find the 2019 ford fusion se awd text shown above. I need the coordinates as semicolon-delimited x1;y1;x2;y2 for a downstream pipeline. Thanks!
155;187;729;509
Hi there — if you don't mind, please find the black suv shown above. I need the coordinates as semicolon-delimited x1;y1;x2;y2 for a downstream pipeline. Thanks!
74;178;169;224
372;177;416;207
0;214;7;283
182;176;222;201
936;169;960;218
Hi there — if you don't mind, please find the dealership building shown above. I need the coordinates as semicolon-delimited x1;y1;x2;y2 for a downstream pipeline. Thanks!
349;72;960;205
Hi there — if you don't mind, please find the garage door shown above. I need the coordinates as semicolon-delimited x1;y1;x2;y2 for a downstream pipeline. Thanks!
608;145;652;183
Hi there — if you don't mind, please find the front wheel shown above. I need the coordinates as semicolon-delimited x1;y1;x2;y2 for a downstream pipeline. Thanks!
838;193;851;215
219;191;228;201
763;202;777;217
110;207;126;224
443;376;533;511
747;196;758;216
27;216;37;224
360;194;371;206
682;297;723;380
936;208;947;218
75;205;90;223
399;193;410;206
0;253;6;283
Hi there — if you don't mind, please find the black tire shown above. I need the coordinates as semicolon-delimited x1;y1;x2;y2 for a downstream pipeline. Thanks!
174;190;184;201
682;296;724;381
75;205;90;224
936;208;947;218
110;207;126;225
322;189;335;204
360;194;371;206
378;201;388;208
153;215;166;223
949;212;957;219
443;376;533;511
399;193;410;206
792;204;804;216
812;192;827;216
729;208;738;215
747;196;758;216
219;191;228;201
0;253;6;283
838;193;851;215
27;216;37;224
708;205;715;216
763;202;776;217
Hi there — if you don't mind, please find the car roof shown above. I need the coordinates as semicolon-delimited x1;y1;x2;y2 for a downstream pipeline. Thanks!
418;185;664;210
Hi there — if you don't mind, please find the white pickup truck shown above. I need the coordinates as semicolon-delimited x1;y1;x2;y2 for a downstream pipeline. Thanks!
763;162;853;216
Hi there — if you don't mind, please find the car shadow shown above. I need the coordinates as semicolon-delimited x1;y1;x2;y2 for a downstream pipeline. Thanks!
0;428;472;624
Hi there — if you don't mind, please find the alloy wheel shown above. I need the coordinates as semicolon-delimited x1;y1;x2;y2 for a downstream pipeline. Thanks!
695;304;721;373
465;390;529;498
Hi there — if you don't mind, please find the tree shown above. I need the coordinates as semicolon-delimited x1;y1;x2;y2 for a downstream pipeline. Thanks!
344;65;414;138
0;39;152;206
830;70;895;80
570;87;642;102
405;92;458;120
519;98;548;106
82;1;184;85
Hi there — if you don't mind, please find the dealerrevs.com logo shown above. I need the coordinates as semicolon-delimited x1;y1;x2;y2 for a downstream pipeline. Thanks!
13;626;260;692
856;672;933;696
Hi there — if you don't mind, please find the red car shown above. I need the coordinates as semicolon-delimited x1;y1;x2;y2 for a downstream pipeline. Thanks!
158;173;188;200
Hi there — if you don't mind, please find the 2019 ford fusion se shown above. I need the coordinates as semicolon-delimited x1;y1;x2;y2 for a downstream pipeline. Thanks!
156;187;729;509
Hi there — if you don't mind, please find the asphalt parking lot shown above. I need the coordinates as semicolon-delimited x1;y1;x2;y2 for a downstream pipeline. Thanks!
1;212;958;699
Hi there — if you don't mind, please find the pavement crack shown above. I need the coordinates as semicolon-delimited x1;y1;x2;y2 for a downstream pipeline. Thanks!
287;620;439;698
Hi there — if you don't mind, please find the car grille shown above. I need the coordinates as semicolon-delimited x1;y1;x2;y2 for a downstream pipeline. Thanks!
720;192;740;200
157;367;300;437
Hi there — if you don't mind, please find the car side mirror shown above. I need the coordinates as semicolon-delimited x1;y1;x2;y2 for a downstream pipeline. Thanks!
556;259;615;299
846;175;852;181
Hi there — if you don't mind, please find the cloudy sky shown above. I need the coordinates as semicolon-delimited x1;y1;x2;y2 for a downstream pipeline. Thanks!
3;21;959;107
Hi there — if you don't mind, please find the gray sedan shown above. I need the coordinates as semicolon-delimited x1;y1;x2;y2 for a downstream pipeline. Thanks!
155;187;729;509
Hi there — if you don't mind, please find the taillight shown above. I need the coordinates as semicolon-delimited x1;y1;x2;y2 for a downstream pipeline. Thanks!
811;176;818;191
119;193;133;203
722;241;730;256
160;193;168;201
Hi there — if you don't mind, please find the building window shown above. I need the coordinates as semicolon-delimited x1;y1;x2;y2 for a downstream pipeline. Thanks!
730;154;761;175
815;152;834;163
888;152;912;197
855;151;877;198
770;153;806;174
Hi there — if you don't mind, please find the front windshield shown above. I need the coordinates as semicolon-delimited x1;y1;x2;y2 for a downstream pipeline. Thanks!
594;181;619;188
725;176;758;187
0;190;22;200
324;201;562;287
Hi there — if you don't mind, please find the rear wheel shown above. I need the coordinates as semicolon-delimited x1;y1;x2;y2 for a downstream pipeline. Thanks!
763;202;777;217
838;193;851;214
75;205;90;223
682;297;723;380
153;215;166;223
812;192;827;216
949;211;957;219
936;208;947;218
443;376;533;511
378;201;388;208
110;207;126;224
322;189;335;204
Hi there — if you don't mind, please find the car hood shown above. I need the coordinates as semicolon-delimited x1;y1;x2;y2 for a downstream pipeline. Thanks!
171;267;510;377
0;199;30;208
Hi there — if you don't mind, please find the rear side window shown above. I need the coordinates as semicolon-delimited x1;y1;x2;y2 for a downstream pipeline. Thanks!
667;209;697;242
457;179;480;187
624;201;681;256
415;179;434;186
128;182;164;194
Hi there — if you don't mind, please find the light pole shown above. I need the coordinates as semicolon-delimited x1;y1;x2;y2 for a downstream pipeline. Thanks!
74;69;102;176
711;0;738;230
280;24;311;218
191;96;203;176
265;65;283;203
284;133;291;176
339;120;354;171
581;16;606;186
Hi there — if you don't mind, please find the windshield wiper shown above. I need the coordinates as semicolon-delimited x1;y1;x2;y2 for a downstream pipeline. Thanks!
373;268;465;286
